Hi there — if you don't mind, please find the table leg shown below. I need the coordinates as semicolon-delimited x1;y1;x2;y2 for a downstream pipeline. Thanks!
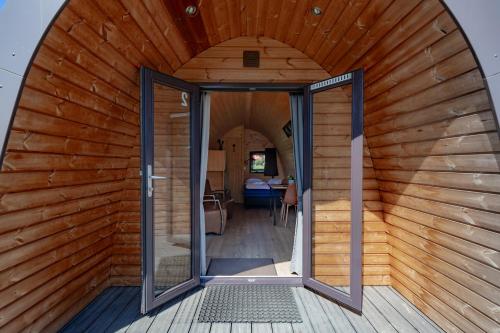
273;195;277;225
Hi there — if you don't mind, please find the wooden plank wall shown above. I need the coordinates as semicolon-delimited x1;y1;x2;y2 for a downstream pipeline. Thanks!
312;87;389;287
350;3;500;332
0;0;498;331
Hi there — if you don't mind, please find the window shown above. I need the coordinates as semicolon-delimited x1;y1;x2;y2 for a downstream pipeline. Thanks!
249;151;265;173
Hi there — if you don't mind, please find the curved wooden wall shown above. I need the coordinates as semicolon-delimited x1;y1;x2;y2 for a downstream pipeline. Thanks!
0;0;498;331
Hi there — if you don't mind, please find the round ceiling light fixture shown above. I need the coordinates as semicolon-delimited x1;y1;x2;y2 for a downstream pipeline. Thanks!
185;5;197;16
311;6;322;16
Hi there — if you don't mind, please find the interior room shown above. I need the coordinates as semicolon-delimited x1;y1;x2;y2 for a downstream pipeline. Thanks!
204;91;299;277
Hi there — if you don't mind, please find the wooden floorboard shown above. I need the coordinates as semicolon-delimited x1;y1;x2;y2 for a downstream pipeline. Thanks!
60;287;121;333
365;287;418;333
375;287;442;333
146;292;186;333
189;288;211;333
251;323;272;333
85;287;138;333
230;323;251;333
59;286;443;333
167;288;204;333
316;293;356;333
206;205;296;276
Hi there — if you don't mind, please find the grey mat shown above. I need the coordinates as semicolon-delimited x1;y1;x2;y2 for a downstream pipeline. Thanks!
206;258;277;276
198;285;302;323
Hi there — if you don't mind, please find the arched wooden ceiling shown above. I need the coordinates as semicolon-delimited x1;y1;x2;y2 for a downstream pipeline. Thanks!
209;91;290;145
60;0;447;77
209;91;294;176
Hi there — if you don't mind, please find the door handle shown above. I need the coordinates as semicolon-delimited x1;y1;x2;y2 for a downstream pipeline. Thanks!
147;164;166;197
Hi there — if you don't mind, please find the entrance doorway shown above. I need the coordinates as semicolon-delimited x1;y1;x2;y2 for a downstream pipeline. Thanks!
139;67;364;314
203;91;298;279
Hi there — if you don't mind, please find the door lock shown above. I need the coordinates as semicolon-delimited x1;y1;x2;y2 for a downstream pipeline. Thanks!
147;164;166;197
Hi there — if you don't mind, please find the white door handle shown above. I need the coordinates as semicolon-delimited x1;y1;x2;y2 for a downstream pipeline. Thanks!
147;164;166;197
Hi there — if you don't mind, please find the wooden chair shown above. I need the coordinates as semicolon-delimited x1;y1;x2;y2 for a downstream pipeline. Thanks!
280;183;297;227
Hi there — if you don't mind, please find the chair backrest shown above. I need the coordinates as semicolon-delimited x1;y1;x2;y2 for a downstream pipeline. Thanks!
283;183;297;205
205;179;212;194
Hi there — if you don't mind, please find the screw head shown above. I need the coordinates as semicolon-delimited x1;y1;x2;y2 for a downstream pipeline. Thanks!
312;6;322;16
185;5;197;16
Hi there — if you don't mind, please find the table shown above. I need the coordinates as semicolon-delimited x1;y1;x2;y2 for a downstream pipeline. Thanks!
269;184;288;225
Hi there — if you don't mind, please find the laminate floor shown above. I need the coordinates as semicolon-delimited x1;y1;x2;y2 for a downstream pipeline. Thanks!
206;204;297;277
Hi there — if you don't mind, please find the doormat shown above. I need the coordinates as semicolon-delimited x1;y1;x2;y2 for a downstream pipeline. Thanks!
198;285;302;323
206;258;277;276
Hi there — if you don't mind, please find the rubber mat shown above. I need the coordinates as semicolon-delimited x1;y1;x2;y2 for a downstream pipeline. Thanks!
197;285;302;323
206;258;277;276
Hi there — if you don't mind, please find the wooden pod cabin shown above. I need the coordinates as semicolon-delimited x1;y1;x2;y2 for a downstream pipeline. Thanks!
0;0;499;332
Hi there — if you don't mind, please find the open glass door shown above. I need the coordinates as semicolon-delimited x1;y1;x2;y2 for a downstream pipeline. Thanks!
140;67;201;313
303;69;364;312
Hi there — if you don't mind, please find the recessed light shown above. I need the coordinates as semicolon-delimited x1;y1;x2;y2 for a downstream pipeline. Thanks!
185;5;197;16
312;6;322;16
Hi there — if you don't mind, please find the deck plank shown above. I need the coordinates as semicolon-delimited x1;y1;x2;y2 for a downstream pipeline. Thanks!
61;287;123;333
230;323;251;333
291;287;316;333
189;288;211;333
167;288;204;333
271;323;293;333
147;292;186;333
365;287;419;333
125;308;158;333
296;287;335;333
251;323;272;333
381;287;444;333
210;323;231;333
84;287;138;333
60;286;447;333
361;292;398;333
315;293;356;333
339;298;376;333
106;289;141;333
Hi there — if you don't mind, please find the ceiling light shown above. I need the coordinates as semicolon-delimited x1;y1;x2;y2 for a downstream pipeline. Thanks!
185;5;197;16
312;7;322;16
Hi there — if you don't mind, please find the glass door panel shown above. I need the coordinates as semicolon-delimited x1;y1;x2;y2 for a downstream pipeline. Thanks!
303;70;364;312
152;83;192;295
141;67;200;313
312;84;353;295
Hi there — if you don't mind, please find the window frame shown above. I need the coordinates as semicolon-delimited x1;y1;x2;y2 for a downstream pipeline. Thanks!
249;151;266;174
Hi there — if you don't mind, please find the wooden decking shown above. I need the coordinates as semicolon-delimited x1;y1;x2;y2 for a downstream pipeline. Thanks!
60;286;443;333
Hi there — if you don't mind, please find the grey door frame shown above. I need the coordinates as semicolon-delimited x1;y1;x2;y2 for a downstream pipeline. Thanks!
140;66;202;314
197;83;305;286
140;73;364;311
302;69;364;313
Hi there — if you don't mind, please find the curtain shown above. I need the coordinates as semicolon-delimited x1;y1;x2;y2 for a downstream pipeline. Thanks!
264;148;278;176
199;92;211;275
290;93;303;275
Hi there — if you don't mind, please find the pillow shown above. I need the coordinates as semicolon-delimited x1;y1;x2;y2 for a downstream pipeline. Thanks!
246;178;262;184
267;178;283;185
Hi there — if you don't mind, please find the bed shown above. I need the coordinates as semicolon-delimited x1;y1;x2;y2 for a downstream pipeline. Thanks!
243;178;282;208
